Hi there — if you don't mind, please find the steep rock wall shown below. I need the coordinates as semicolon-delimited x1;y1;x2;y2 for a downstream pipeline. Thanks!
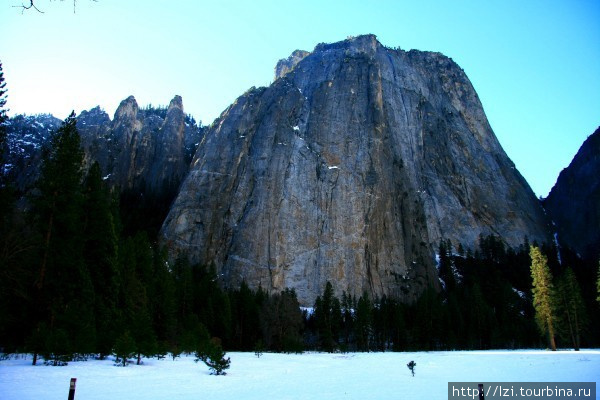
161;35;550;305
544;127;600;261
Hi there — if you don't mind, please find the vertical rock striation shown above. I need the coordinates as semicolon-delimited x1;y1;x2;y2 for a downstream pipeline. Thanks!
161;35;550;305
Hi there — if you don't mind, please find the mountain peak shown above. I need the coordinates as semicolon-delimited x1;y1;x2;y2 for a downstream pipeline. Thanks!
168;95;183;110
114;95;139;120
275;50;311;80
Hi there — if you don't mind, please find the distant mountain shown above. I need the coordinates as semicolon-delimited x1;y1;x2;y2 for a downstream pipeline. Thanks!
4;95;204;194
544;127;600;261
160;35;551;305
4;113;62;189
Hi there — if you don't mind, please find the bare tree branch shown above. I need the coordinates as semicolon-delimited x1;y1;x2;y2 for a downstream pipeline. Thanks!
13;1;44;14
13;0;98;14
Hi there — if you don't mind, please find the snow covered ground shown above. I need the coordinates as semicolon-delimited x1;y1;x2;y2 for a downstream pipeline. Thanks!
1;350;598;400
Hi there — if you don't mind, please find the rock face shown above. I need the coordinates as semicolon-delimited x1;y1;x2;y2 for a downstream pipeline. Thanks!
275;50;310;80
78;95;202;193
5;95;203;194
160;35;551;305
544;127;600;261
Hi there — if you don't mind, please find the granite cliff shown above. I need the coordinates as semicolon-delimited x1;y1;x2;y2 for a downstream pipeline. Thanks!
77;95;202;193
544;127;600;261
160;35;551;305
4;95;203;194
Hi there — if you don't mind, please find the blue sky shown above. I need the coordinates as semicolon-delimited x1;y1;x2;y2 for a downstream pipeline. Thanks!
1;0;598;197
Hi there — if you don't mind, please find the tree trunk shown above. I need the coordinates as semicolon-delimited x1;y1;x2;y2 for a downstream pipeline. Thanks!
574;313;580;351
565;308;577;351
37;193;57;290
548;320;557;351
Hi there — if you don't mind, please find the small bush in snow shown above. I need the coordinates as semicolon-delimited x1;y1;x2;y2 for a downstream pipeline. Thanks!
113;331;136;367
194;339;230;375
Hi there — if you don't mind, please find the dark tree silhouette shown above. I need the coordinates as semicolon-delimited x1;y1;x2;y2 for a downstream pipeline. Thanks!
407;360;416;377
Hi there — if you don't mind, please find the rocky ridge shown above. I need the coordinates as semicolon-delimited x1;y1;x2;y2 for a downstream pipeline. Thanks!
160;35;551;305
544;127;600;261
4;95;203;194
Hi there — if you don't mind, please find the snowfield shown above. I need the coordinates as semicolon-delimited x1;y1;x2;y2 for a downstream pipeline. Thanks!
1;350;598;400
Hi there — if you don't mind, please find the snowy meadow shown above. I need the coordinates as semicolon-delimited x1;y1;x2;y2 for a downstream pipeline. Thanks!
1;350;598;400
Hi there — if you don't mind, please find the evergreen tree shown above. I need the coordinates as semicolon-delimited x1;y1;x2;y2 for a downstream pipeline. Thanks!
83;162;120;357
313;282;341;352
0;59;21;352
465;283;492;349
230;280;260;350
194;339;230;375
28;112;96;362
340;291;354;349
259;288;303;353
412;287;443;350
172;256;195;351
150;246;176;356
442;291;463;349
191;263;231;345
41;327;71;366
556;267;587;350
530;246;557;351
117;233;157;364
113;331;136;367
354;292;372;351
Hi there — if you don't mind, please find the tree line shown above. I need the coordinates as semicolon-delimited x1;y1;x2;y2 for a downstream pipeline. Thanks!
306;237;598;353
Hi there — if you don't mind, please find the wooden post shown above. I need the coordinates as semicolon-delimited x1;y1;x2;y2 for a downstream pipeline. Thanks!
68;378;76;400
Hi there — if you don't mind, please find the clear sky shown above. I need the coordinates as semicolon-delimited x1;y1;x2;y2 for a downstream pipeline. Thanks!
1;0;598;197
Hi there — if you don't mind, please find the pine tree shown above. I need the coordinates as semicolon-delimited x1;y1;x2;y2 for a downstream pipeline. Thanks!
466;283;492;349
259;288;303;352
413;287;443;350
340;292;354;349
83;162;120;357
29;112;96;362
194;339;230;375
0;59;16;352
113;331;136;367
150;245;176;356
313;282;341;352
355;292;372;351
231;280;260;350
530;246;557;351
117;233;157;364
556;267;588;350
